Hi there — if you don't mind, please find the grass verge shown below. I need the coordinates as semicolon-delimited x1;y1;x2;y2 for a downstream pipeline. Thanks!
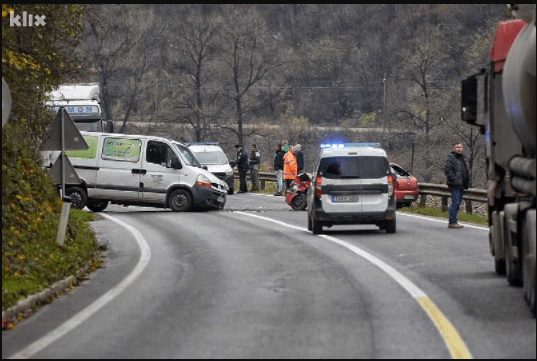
398;204;488;226
2;209;98;311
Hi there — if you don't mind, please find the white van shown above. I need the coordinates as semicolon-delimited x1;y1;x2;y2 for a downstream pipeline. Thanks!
186;143;235;195
64;132;228;212
307;143;396;234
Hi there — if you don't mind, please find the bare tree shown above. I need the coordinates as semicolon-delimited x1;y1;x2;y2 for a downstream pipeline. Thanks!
171;12;219;142
215;5;282;145
81;4;161;132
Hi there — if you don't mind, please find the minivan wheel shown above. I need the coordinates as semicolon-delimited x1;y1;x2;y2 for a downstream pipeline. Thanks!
86;200;109;212
169;189;192;212
66;186;87;210
385;219;396;234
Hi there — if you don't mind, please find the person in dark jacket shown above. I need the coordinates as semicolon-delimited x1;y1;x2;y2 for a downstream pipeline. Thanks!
444;142;470;228
273;144;286;196
235;144;249;193
248;144;261;192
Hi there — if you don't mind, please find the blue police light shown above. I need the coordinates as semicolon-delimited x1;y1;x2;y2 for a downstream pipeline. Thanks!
320;142;381;150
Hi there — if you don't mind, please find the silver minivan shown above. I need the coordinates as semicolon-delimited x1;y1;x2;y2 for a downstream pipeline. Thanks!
307;144;396;234
64;132;228;212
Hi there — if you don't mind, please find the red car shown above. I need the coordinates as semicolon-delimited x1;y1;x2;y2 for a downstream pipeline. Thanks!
390;163;419;208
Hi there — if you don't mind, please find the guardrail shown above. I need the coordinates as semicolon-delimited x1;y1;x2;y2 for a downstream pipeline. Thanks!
233;171;488;214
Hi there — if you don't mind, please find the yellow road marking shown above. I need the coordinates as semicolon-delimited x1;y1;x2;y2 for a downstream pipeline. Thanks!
417;297;473;359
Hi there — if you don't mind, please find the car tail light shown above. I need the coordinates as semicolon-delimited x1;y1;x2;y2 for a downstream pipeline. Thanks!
315;175;322;198
388;175;394;195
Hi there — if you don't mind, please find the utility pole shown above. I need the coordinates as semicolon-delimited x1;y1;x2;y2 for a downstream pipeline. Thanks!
382;73;387;130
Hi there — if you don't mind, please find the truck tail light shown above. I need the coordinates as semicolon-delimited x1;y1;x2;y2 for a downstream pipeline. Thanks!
315;176;322;198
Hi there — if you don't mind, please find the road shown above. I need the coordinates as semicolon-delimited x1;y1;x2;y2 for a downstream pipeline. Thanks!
2;193;536;358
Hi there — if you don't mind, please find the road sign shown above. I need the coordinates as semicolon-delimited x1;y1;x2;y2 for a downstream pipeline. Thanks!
39;107;89;151
2;77;12;127
48;154;81;185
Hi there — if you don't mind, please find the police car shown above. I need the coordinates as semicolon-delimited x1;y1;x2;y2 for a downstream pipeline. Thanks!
307;143;397;234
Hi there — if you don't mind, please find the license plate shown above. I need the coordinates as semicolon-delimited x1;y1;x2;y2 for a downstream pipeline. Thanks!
332;195;358;203
404;195;416;200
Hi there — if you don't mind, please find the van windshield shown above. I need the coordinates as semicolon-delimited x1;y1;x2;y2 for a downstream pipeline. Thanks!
318;156;389;179
173;143;202;168
192;151;228;165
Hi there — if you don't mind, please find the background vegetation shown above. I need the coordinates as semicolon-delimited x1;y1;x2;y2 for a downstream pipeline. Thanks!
72;4;509;187
2;4;97;311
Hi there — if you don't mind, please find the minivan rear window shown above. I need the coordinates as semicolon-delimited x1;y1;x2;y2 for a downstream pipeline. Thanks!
318;156;389;179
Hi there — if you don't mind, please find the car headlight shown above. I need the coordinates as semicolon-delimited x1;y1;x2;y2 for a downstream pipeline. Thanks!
195;174;212;188
225;168;233;176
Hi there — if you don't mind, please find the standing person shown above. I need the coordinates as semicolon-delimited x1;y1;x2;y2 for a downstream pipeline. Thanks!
235;144;249;193
294;144;304;173
283;145;297;192
273;144;285;196
249;144;261;192
282;140;289;153
444;142;470;228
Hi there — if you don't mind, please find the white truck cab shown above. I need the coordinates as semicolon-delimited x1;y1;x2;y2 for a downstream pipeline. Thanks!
307;143;396;234
64;132;228;212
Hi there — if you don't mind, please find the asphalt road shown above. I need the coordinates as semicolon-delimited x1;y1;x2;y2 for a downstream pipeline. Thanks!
2;193;536;358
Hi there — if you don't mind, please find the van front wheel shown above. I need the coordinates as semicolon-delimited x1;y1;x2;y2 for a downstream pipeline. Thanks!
66;186;87;210
169;189;192;212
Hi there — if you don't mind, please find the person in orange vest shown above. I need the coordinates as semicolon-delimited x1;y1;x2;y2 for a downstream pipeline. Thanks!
283;145;297;192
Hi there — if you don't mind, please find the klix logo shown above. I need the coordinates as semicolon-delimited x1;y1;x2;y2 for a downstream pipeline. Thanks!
9;11;46;27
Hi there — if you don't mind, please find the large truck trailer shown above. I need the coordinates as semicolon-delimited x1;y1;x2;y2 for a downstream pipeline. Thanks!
461;4;535;316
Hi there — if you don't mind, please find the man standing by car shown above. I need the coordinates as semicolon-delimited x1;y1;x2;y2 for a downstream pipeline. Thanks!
249;144;261;192
273;144;285;196
235;144;249;193
444;142;470;228
283;145;298;192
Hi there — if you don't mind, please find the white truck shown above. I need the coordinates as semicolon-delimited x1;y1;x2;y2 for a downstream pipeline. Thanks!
46;83;112;133
42;83;113;168
461;4;535;316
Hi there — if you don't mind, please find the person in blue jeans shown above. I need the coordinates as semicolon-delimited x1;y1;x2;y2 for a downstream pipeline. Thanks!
444;142;470;228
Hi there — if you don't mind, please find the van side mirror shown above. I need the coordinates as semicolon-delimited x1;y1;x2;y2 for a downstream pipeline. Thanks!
202;165;208;171
171;156;182;169
461;76;477;123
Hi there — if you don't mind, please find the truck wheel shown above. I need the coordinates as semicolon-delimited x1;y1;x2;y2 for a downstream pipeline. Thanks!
66;186;87;210
529;273;537;317
169;189;192;212
86;200;109;212
494;259;506;275
505;228;523;287
385;219;396;234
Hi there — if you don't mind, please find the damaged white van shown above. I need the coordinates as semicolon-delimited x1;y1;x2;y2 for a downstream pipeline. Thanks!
64;132;228;212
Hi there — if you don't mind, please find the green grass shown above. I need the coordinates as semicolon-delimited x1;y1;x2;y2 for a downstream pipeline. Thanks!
398;204;488;226
2;208;97;310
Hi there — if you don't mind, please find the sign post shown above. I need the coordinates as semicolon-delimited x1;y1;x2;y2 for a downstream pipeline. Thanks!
39;107;88;244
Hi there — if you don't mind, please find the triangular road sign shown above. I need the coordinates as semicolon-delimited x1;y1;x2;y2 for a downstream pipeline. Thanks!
48;154;81;185
39;108;89;151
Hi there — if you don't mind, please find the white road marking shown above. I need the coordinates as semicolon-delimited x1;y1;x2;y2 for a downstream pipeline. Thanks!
9;213;151;359
397;212;488;230
236;211;473;359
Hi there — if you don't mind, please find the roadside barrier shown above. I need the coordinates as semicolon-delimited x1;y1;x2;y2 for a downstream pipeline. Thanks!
234;171;488;214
